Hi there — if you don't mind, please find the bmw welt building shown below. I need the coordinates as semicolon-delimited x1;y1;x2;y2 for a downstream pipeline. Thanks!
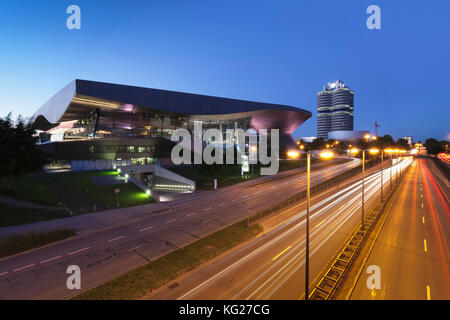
33;80;311;173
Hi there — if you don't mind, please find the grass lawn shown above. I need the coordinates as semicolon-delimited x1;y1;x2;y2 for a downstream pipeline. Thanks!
0;204;70;227
73;220;263;300
0;229;76;258
0;176;58;206
0;171;153;216
36;170;153;214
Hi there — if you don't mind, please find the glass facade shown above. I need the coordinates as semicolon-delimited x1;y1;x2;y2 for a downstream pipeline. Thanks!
317;81;354;139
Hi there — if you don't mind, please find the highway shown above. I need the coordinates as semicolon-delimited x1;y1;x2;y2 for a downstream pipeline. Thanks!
149;159;413;300
0;159;360;299
350;158;449;300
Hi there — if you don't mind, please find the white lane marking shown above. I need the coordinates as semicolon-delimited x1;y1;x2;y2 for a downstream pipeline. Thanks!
40;255;63;264
139;226;153;232
422;216;425;224
0;272;9;277
13;264;35;272
421;203;424;208
186;212;196;217
421;194;423;198
128;245;145;252
107;235;125;243
203;207;212;211
427;285;431;300
202;216;220;224
68;246;91;255
424;239;427;252
165;219;177;224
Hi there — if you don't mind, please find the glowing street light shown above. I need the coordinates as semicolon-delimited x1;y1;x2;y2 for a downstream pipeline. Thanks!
319;151;334;159
287;150;300;159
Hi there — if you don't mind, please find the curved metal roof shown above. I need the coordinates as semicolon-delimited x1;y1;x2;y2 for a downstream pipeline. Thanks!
33;79;311;134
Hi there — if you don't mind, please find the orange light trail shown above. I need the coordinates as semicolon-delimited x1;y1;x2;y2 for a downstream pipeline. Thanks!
420;159;450;291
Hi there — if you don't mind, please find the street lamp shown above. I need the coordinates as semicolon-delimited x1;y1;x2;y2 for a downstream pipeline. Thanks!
287;150;300;159
394;149;400;183
384;149;393;190
349;148;379;228
305;150;334;300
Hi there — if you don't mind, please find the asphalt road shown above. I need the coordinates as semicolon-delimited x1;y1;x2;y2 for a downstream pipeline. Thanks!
350;158;449;300
148;159;413;300
0;158;360;299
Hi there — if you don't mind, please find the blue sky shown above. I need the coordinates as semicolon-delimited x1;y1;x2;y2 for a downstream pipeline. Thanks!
0;0;449;141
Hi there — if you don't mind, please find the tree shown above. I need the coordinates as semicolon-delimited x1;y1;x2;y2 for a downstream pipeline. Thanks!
378;135;395;149
396;138;409;149
424;138;445;155
310;138;325;151
0;114;48;189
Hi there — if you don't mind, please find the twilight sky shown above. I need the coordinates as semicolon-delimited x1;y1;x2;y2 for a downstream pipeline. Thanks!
0;0;449;141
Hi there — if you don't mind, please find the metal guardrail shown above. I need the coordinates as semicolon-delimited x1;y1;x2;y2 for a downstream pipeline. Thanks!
308;199;385;300
308;162;411;300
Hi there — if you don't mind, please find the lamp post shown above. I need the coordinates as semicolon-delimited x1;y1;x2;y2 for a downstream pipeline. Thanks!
390;151;393;190
350;148;379;228
364;148;380;227
299;150;333;300
305;151;311;300
361;150;365;228
395;151;398;184
380;150;384;201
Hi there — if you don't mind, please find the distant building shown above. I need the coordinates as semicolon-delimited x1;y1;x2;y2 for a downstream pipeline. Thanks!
317;80;354;139
402;136;413;146
33;79;312;171
297;136;316;143
328;130;369;142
